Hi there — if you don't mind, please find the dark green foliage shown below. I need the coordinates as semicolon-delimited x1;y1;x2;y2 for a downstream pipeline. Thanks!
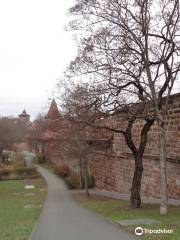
36;154;44;164
64;174;80;189
64;172;95;190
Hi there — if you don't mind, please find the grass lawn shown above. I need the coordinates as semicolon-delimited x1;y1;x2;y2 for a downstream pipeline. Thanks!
71;192;180;240
0;178;47;240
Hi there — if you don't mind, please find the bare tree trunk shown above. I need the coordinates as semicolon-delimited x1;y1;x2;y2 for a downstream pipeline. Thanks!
42;142;45;161
158;118;168;215
126;119;154;208
130;157;143;208
84;158;89;197
79;157;83;189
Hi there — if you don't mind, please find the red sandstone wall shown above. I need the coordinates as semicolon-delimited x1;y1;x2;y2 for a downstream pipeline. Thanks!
90;152;180;199
89;94;180;199
112;93;180;160
44;93;180;200
45;140;80;173
13;142;30;152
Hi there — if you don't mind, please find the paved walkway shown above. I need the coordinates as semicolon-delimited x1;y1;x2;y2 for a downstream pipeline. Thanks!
30;166;136;240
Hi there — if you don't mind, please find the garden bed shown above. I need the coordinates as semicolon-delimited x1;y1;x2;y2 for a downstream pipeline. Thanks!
0;167;40;180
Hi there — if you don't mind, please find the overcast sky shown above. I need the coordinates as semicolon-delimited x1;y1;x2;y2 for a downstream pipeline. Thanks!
0;0;76;120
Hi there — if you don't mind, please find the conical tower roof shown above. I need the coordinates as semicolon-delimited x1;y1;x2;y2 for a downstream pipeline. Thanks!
19;109;30;117
46;99;60;119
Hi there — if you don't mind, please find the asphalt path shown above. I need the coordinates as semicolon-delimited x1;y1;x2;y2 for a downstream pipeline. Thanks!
30;166;137;240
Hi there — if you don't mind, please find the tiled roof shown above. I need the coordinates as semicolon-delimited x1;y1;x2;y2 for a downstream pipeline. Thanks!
46;99;60;119
19;109;30;117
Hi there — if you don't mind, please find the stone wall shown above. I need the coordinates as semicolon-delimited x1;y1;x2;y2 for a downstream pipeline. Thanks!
13;142;31;152
89;93;180;199
42;93;180;200
90;152;180;199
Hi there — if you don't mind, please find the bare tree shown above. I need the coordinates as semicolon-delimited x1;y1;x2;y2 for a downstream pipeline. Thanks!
58;84;107;196
0;117;28;150
0;117;29;164
28;115;50;161
63;0;180;212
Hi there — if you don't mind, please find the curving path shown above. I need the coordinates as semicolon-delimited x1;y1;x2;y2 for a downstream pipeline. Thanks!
30;166;136;240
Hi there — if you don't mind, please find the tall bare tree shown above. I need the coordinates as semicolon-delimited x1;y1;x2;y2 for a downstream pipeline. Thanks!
64;0;180;212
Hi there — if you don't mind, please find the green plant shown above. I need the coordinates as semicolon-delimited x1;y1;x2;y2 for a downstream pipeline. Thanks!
0;167;39;180
15;167;37;176
81;174;95;189
54;164;71;179
64;174;80;189
14;153;25;168
36;154;44;164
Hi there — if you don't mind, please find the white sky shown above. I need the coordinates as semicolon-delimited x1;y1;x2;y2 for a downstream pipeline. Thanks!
0;0;76;120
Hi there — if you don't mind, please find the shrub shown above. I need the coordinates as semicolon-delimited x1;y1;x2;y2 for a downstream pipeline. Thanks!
0;167;39;180
36;154;44;164
0;168;10;176
64;174;80;189
81;174;95;189
54;164;71;178
15;167;37;175
13;153;25;168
